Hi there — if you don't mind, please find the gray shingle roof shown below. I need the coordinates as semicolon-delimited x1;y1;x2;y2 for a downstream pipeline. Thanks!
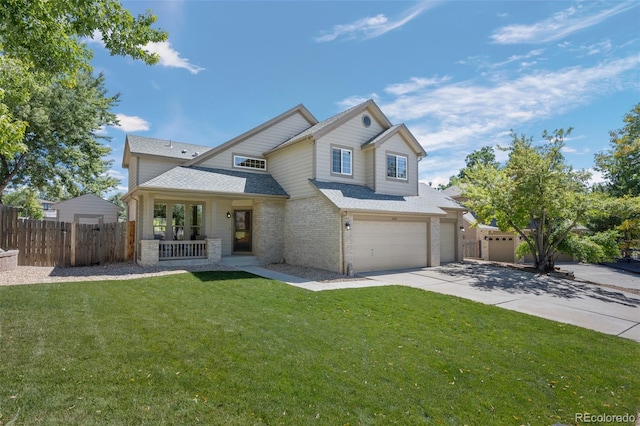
266;99;387;154
127;135;212;160
309;180;464;215
139;166;288;197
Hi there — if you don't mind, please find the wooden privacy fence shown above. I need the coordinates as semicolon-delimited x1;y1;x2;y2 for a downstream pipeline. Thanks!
0;204;134;267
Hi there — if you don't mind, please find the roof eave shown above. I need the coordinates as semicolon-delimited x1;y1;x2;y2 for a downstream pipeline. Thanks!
184;104;318;167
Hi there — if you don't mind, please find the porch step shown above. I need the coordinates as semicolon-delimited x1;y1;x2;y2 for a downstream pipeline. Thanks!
158;258;214;267
220;255;261;267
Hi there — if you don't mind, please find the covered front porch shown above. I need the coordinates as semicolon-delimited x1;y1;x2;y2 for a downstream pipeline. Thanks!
128;189;286;267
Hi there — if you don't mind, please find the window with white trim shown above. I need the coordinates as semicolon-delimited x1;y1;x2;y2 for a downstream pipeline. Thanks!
233;155;266;170
331;148;352;175
386;154;408;180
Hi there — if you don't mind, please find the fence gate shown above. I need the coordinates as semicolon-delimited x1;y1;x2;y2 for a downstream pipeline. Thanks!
1;204;131;267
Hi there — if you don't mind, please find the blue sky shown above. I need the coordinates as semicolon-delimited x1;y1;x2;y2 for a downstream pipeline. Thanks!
88;0;640;193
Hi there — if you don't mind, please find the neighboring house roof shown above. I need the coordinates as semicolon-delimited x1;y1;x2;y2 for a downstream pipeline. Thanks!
442;185;462;198
463;212;499;230
53;194;121;211
361;124;427;158
122;135;213;167
184;104;318;167
265;99;394;155
310;180;464;215
138;166;288;197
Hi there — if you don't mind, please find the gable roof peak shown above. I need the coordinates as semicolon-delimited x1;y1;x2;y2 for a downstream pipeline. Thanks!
184;103;318;167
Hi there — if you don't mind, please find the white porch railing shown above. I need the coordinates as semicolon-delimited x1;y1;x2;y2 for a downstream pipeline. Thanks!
159;240;207;260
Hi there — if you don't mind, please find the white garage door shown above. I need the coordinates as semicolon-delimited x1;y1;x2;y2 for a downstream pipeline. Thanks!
440;222;456;263
352;220;427;272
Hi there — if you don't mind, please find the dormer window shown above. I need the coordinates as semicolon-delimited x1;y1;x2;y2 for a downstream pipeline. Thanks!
331;147;352;176
387;154;408;180
234;155;266;170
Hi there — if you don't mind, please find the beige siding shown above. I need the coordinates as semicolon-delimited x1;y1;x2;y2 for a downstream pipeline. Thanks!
267;140;315;199
374;133;419;196
364;149;374;188
128;157;138;190
197;113;312;170
211;199;234;256
138;158;184;185
55;195;120;224
315;112;384;185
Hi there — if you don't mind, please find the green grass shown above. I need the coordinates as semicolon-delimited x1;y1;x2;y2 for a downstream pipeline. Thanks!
0;271;638;425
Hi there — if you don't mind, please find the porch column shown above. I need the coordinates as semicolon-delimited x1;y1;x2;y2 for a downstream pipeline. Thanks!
207;238;222;262
138;239;159;266
142;193;155;240
208;199;216;240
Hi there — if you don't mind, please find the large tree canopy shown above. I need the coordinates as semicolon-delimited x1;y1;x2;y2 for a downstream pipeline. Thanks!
0;0;167;200
441;146;499;189
0;0;167;77
462;129;592;272
0;65;120;200
594;103;640;197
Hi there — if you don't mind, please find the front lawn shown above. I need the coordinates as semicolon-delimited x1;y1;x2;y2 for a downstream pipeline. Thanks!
0;271;638;425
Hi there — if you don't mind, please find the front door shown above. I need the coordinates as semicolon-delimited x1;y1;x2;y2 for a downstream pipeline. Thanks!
233;210;252;252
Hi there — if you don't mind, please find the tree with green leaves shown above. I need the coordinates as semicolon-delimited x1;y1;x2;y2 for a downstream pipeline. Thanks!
442;146;499;189
462;129;593;272
0;65;120;200
0;0;167;78
0;0;167;201
2;187;44;219
594;103;640;197
108;192;127;222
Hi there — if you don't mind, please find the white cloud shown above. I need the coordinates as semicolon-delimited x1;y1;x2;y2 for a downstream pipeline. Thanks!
83;30;204;74
113;114;150;132
348;54;640;155
143;41;205;74
491;1;638;44
336;94;379;109
315;1;439;42
385;76;450;96
586;168;605;186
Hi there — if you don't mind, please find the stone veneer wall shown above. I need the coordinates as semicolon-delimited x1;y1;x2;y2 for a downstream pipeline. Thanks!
0;249;19;271
253;199;285;264
284;196;342;273
429;217;441;267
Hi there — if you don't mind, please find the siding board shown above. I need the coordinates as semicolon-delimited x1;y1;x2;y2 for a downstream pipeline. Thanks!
198;113;312;170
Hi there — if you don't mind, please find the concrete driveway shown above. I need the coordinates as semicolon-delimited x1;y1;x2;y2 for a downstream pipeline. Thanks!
242;262;640;342
360;263;640;342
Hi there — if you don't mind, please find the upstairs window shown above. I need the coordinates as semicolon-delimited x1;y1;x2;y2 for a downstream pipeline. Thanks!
332;148;352;175
234;155;266;170
387;154;408;180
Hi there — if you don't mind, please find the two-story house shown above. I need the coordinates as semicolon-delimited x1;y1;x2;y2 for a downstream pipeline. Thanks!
122;99;465;274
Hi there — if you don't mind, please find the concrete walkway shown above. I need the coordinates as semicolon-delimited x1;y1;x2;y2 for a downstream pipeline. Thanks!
238;263;640;343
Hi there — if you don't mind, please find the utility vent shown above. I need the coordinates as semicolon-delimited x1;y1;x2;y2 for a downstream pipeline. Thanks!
193;151;199;157
181;149;187;154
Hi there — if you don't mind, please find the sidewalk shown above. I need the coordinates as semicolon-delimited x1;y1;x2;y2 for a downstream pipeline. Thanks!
238;264;640;343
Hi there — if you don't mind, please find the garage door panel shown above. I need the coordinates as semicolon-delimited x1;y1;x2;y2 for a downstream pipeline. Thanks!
440;222;456;263
353;221;427;272
489;237;515;262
